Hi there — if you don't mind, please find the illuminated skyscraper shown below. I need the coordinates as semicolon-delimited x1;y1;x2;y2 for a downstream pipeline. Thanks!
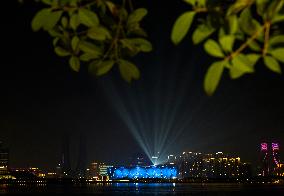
260;142;269;176
260;142;281;176
99;163;113;181
272;143;280;166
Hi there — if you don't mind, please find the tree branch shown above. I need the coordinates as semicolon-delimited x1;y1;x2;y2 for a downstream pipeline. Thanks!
226;26;266;61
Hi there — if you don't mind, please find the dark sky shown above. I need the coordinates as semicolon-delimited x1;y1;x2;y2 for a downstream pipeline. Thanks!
1;0;284;171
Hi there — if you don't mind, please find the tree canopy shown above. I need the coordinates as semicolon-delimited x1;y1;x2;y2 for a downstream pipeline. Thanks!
29;0;284;95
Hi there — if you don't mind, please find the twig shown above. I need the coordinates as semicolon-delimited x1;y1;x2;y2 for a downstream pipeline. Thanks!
225;26;266;61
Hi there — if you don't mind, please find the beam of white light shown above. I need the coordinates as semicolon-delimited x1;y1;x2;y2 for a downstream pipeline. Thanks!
99;41;205;166
101;79;152;161
126;89;153;160
157;57;190;159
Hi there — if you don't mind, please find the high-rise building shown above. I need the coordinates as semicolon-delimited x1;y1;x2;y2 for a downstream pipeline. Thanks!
86;161;99;179
272;143;280;166
0;142;9;175
260;142;281;177
260;142;269;176
98;163;113;181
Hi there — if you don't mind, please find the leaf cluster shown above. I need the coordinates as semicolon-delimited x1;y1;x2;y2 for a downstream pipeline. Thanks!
31;0;152;82
172;0;284;95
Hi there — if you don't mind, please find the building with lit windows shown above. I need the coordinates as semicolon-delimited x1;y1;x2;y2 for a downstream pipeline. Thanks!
166;155;176;165
174;151;251;180
0;142;9;175
260;142;282;177
98;163;113;180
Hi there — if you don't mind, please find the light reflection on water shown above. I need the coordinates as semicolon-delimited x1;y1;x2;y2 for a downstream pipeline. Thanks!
1;183;284;195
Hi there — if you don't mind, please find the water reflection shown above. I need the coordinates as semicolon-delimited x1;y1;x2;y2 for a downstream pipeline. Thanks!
1;183;284;195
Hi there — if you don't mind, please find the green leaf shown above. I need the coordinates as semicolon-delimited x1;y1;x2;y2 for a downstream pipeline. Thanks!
248;40;261;51
70;13;80;30
197;0;206;7
44;11;63;31
270;48;284;63
204;61;224;96
120;39;136;52
31;8;50;31
48;29;62;37
78;8;99;27
105;1;116;14
239;8;262;36
192;23;215;44
87;26;112;41
227;0;254;15
204;39;225;58
119;8;129;21
219;35;235;52
228;15;238;34
118;59;140;82
54;47;70;57
79;41;102;56
183;0;197;6
171;11;196;45
246;54;261;66
120;38;153;52
231;53;254;73
256;0;269;16
128;26;148;37
69;56;80;72
71;36;80;51
96;60;115;76
133;39;152;52
269;35;284;47
264;56;282;73
53;37;60;46
127;8;148;25
229;64;246;79
80;53;100;61
61;16;68;28
229;54;257;79
271;14;284;24
266;0;284;20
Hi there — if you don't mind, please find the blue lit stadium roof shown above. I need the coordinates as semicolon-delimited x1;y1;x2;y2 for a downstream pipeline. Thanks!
109;166;177;180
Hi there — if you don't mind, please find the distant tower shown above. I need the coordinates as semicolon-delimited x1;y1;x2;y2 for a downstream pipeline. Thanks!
260;142;269;176
271;143;280;169
61;134;71;176
76;133;87;178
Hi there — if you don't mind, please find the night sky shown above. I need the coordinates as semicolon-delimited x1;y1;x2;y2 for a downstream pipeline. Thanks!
1;0;284;171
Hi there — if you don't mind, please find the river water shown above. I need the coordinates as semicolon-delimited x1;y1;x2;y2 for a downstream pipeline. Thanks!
1;183;284;195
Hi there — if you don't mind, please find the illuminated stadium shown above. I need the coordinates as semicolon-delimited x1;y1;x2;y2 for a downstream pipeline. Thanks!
108;166;177;180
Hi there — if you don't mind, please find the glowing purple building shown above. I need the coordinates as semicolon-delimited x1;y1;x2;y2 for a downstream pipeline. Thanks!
260;142;269;176
260;142;281;176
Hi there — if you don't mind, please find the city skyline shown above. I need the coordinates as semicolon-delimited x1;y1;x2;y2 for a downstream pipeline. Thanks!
1;0;284;172
2;140;284;181
1;140;282;174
